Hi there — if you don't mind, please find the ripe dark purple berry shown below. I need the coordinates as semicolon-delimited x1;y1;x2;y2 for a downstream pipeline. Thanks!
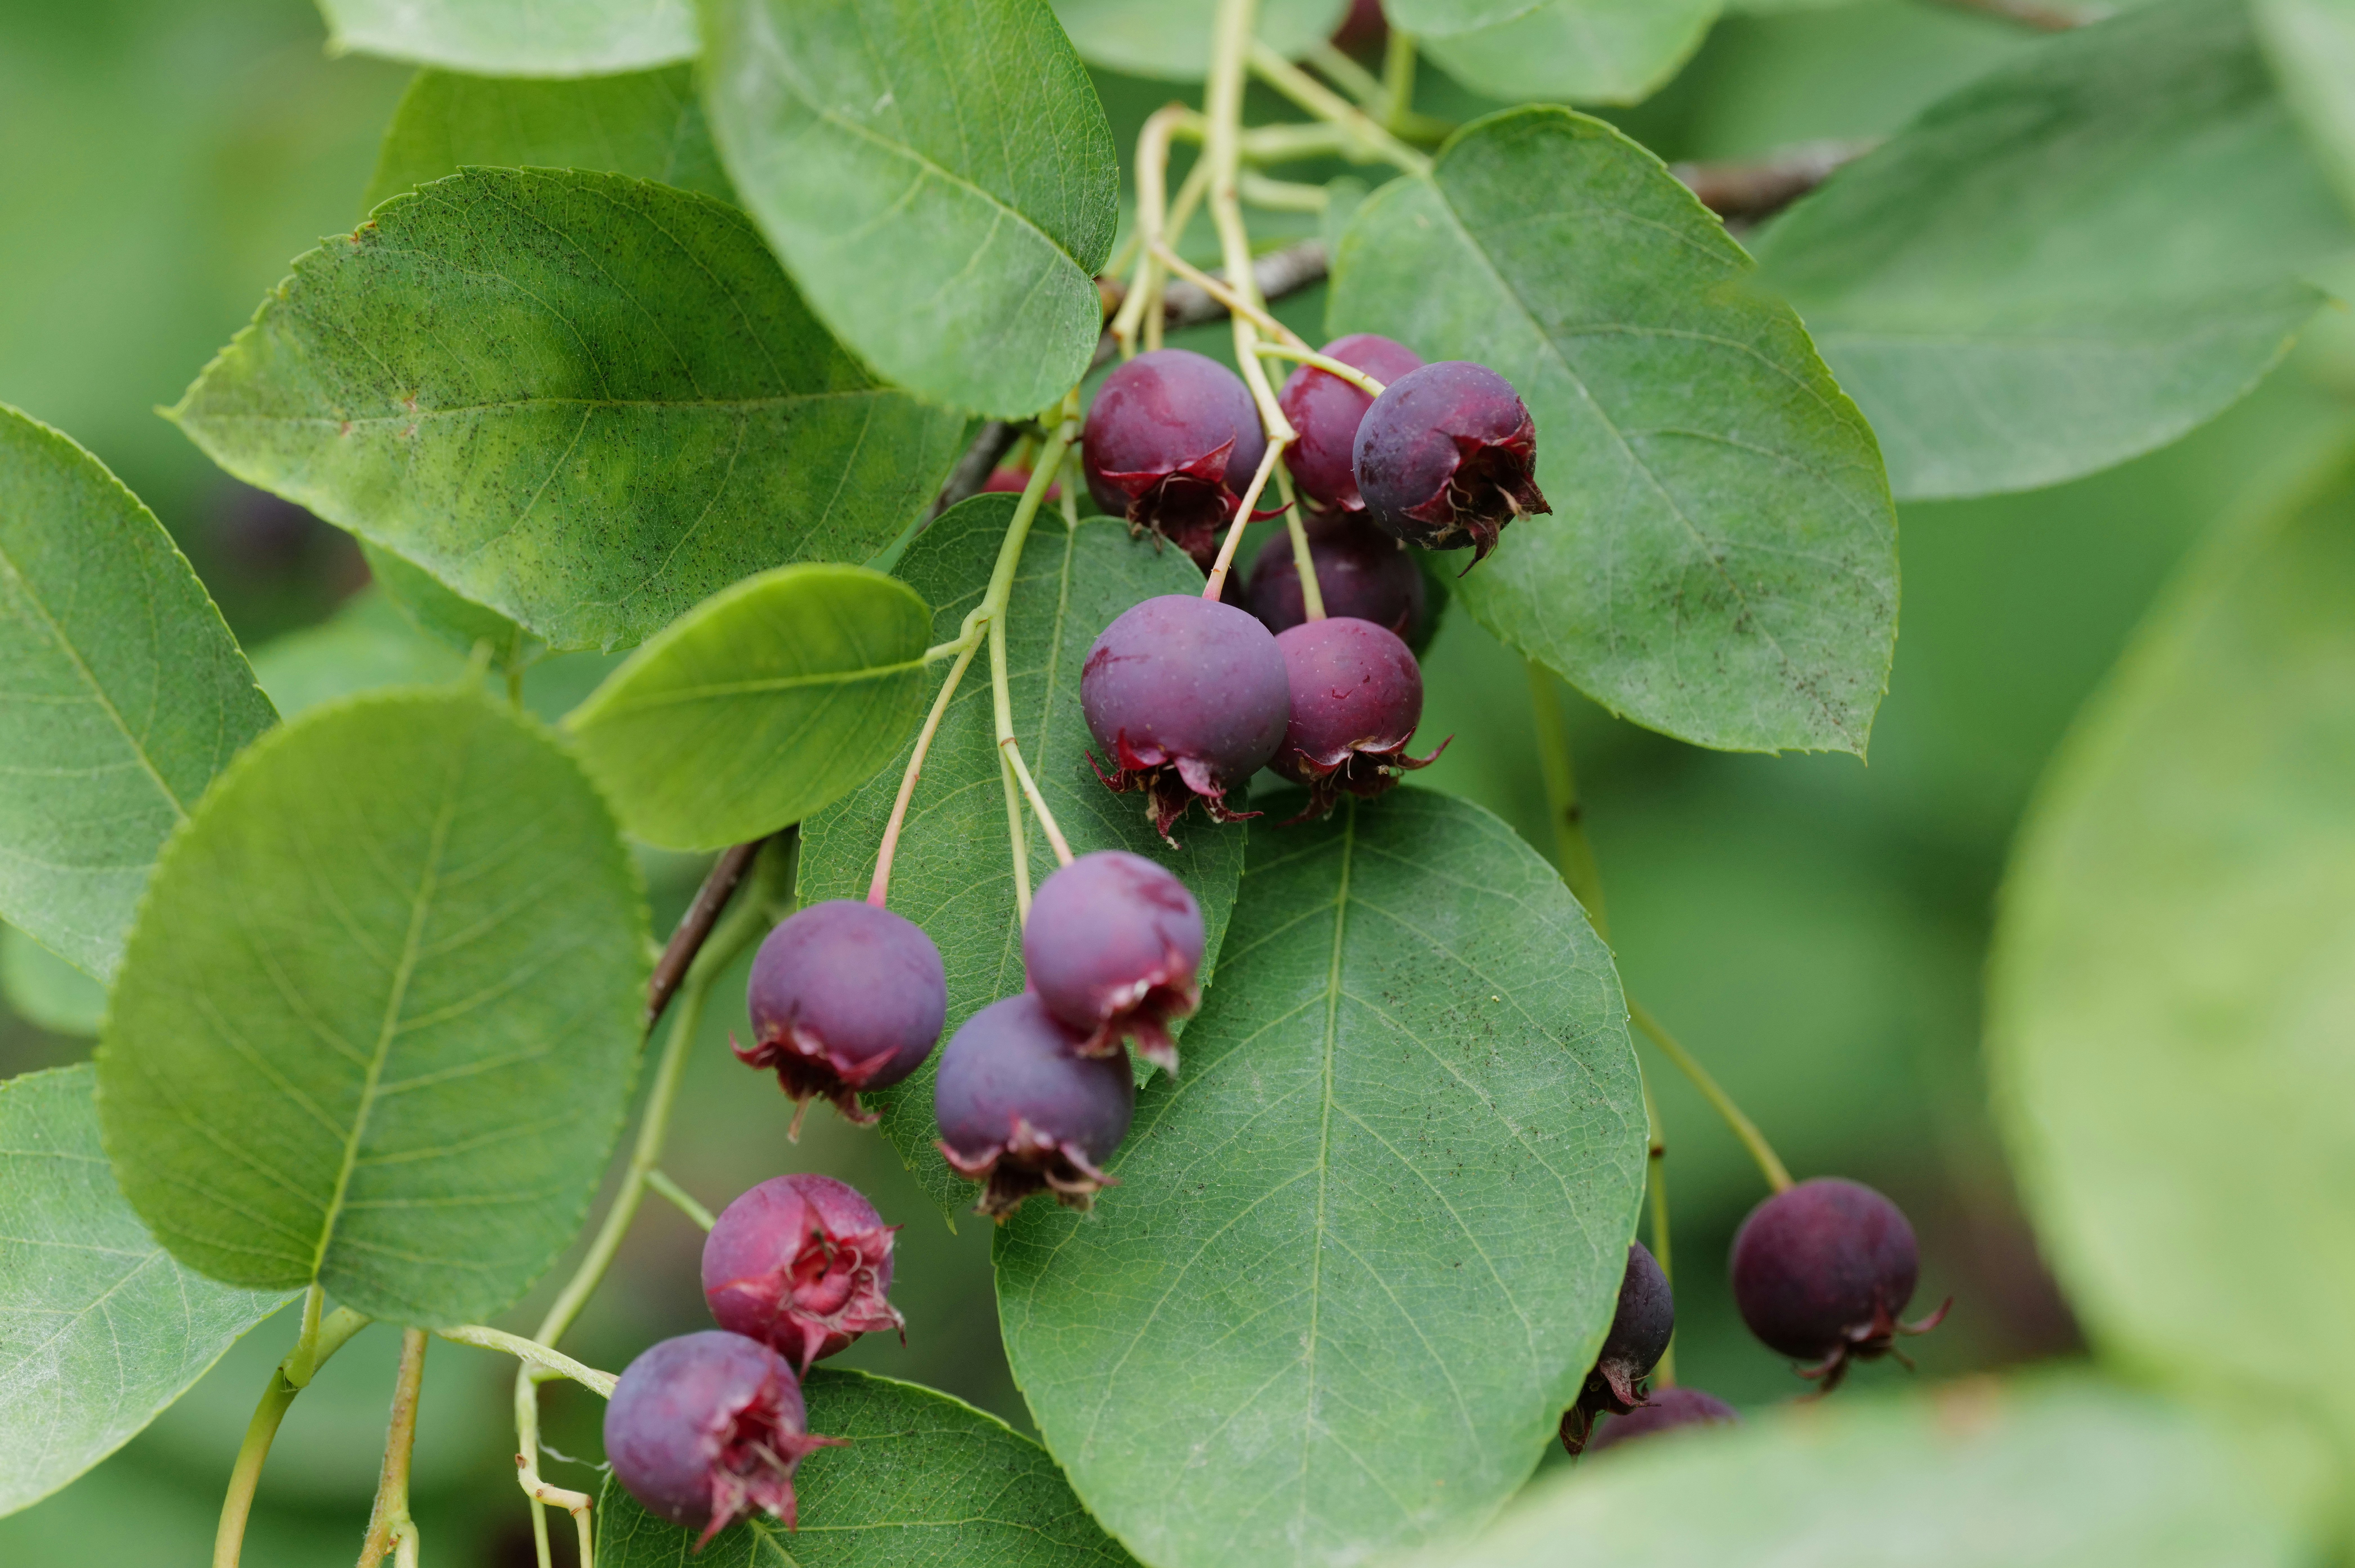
1082;593;1291;841
1730;1177;1949;1391
1084;349;1269;568
702;1174;903;1374
603;1331;843;1547
1023;851;1203;1077
1584;1386;1739;1455
1558;1241;1675;1454
735;900;948;1134
1275;333;1424;512
1244;509;1429;648
1353;361;1548;564
934;991;1136;1220
1269;617;1443;818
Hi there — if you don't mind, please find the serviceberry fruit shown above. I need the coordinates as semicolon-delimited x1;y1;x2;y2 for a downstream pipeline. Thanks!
1584;1387;1739;1455
1023;851;1203;1076
735;900;948;1134
1353;361;1548;563
982;465;1060;500
1276;333;1424;512
1244;508;1429;647
702;1174;903;1374
934;991;1136;1220
1558;1241;1674;1454
1730;1177;1949;1392
1084;349;1269;568
1082;593;1291;841
1269;616;1443;818
603;1330;844;1548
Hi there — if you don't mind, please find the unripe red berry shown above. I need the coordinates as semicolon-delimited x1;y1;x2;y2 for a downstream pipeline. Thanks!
1558;1241;1675;1454
1730;1177;1949;1391
1269;616;1443;817
1084;349;1268;568
603;1331;844;1548
1023;851;1203;1077
702;1174;903;1373
934;991;1135;1220
1353;361;1548;563
736;900;948;1135
1244;509;1429;647
1584;1386;1739;1455
1275;333;1424;511
1081;594;1291;842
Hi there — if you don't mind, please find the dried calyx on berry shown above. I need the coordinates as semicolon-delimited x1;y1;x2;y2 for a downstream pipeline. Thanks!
1023;851;1203;1076
934;992;1136;1219
1354;361;1548;564
1269;616;1445;818
703;1174;903;1374
1082;593;1291;842
1585;1386;1740;1455
1559;1241;1674;1455
1276;333;1424;513
604;1331;845;1548
1084;349;1269;568
1730;1177;1949;1393
1245;508;1430;648
736;900;948;1135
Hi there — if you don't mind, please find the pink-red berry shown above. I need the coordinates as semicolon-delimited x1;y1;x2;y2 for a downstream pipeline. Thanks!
1023;851;1203;1076
1269;616;1443;817
1084;349;1268;568
1353;361;1548;563
1276;333;1424;512
702;1174;903;1374
736;900;947;1134
1244;509;1429;647
1729;1177;1949;1391
934;992;1136;1220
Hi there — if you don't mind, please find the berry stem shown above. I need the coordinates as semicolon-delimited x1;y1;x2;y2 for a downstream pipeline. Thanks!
645;1167;717;1230
1251;339;1388;398
211;1300;370;1568
1001;736;1076;865
1238;172;1332;212
1642;1074;1676;1387
436;1325;618;1397
356;1328;427;1568
1275;465;1328;621
1247;40;1433;176
1201;437;1291;601
870;632;982;908
1112;104;1206;359
1380;27;1425;136
1632;999;1794;1194
1306;40;1386;112
1151;242;1311;363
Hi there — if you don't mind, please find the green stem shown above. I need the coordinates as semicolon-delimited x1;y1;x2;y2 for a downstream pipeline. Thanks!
357;1328;427;1568
1275;465;1326;621
1641;1075;1674;1387
1381;27;1419;133
438;1325;617;1396
213;1302;371;1568
1631;999;1793;1194
1248;40;1432;176
1307;40;1386;110
646;1168;716;1230
1237;172;1331;212
1251;339;1386;397
1526;662;1608;936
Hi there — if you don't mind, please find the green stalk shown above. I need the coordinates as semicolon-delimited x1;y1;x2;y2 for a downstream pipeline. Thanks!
213;1299;371;1568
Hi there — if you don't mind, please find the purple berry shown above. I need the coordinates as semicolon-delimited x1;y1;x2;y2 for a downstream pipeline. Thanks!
1584;1386;1739;1455
1353;361;1549;564
603;1331;843;1547
933;992;1136;1220
1081;594;1291;842
1730;1177;1949;1391
702;1174;903;1374
1268;617;1444;818
1558;1241;1675;1454
735;900;948;1134
1084;349;1269;568
1023;851;1203;1077
1244;509;1429;647
1277;334;1424;512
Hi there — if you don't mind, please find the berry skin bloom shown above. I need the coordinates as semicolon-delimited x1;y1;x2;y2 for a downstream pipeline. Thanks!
1244;508;1429;647
1584;1386;1740;1455
934;991;1137;1220
735;900;948;1135
1353;361;1549;564
1081;593;1291;842
1729;1177;1949;1392
1268;616;1445;818
1084;349;1269;568
603;1330;844;1549
702;1174;904;1374
1275;333;1425;512
1023;850;1204;1077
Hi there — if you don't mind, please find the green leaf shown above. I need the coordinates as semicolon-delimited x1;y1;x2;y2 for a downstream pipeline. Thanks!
248;589;474;719
1433;1375;2328;1568
1386;0;1545;36
1327;107;1897;756
1048;0;1348;80
360;542;537;666
1422;0;1722;105
317;0;698;78
0;405;278;981
567;566;933;851
1989;462;2355;1445
170;167;973;653
94;690;648;1326
797;497;1248;1210
596;1366;1139;1566
701;0;1119;417
363;64;735;211
2257;0;2355;217
0;1065;292;1518
1752;0;2355;501
1;926;106;1036
996;787;1646;1568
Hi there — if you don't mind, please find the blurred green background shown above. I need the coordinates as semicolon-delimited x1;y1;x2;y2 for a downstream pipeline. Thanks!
4;0;2353;1561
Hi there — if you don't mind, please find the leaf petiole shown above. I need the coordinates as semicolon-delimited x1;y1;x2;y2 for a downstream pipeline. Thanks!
1251;339;1387;398
213;1298;371;1568
436;1324;618;1397
356;1328;427;1568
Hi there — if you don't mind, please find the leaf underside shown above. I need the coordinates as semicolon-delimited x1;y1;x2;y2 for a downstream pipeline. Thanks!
1421;0;1722;107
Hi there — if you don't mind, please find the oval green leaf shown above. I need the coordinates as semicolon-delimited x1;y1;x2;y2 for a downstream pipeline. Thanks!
1990;463;2355;1444
95;690;649;1326
1328;107;1898;756
996;787;1646;1568
1422;0;1721;105
702;0;1119;417
597;1366;1138;1566
248;590;475;720
2257;0;2355;217
0;1065;292;1518
1752;0;2355;501
0;926;107;1037
317;0;697;77
170;168;974;652
1048;0;1349;79
566;565;933;850
360;542;537;667
798;497;1249;1208
0;405;277;981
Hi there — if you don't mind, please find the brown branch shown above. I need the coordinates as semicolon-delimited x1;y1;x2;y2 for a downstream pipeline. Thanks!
1672;139;1877;225
924;419;1020;522
645;834;770;1028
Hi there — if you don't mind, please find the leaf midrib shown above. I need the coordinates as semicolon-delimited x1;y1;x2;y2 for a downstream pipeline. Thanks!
1298;799;1355;1546
584;657;926;714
